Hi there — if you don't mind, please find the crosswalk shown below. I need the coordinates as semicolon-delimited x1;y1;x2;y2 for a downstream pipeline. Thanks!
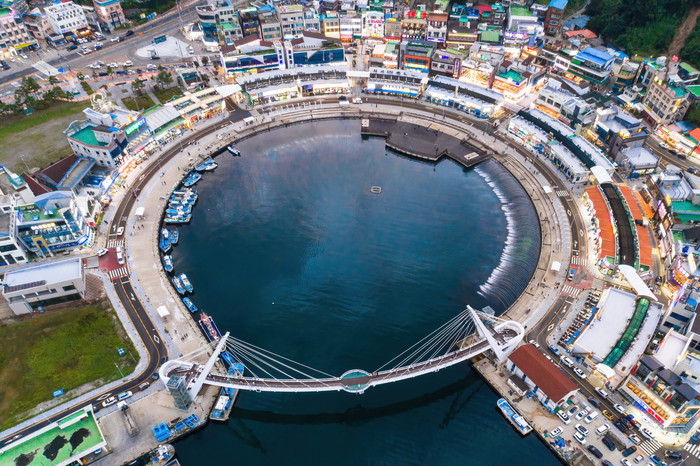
562;285;581;297
639;439;662;456
571;256;587;266
108;267;129;280
107;239;124;248
556;190;570;198
684;442;700;458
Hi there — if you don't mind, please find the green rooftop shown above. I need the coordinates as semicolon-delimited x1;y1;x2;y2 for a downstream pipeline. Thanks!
221;22;240;31
18;204;63;222
0;408;105;466
69;125;107;147
666;83;688;98
510;6;532;17
687;85;700;98
480;30;500;43
671;200;700;214
680;62;700;75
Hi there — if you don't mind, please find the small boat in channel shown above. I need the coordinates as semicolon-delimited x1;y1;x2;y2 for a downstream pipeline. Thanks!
179;273;194;293
183;172;202;187
199;312;222;342
182;297;198;313
194;158;217;172
227;145;241;156
163;255;174;273
170;230;179;245
164;214;192;224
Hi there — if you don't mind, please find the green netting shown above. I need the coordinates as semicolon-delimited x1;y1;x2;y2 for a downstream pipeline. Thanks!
603;298;650;368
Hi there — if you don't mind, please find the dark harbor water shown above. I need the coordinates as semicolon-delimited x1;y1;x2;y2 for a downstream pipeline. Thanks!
171;120;552;465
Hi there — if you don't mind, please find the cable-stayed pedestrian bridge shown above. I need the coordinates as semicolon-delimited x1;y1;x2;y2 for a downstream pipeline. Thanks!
160;306;524;397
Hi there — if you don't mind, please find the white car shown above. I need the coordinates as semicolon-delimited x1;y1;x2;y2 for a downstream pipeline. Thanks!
147;63;158;70
352;97;362;104
117;390;133;400
614;403;626;414
111;37;120;43
573;367;586;379
108;62;118;68
575;409;587;421
550;426;563;437
629;434;641;445
116;226;124;236
575;423;589;437
96;248;108;257
89;63;101;69
595;387;609;398
101;396;116;408
573;431;586;445
561;356;575;367
123;60;133;67
595;423;609;435
660;142;670;149
557;410;571;425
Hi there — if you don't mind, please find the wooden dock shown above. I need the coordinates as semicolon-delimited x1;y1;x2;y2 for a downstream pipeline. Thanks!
361;118;490;169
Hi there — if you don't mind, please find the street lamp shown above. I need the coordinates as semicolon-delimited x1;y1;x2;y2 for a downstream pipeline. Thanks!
19;154;31;173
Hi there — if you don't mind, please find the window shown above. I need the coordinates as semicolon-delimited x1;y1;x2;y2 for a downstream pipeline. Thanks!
0;244;17;252
62;284;76;292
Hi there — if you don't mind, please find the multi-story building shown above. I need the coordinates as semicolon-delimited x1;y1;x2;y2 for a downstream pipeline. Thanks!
339;12;361;42
64;108;129;168
401;15;426;41
44;0;89;36
14;191;91;258
492;64;531;101
302;8;320;33
365;66;426;98
323;11;340;39
445;12;478;48
285;32;345;68
643;77;690;127
361;10;383;38
2;257;86;314
565;47;614;85
220;34;284;77
277;4;305;39
22;8;52;41
544;0;566;36
0;7;32;52
458;42;504;89
91;0;123;32
426;12;447;45
383;15;401;40
430;48;464;79
505;5;542;46
677;62;700;85
237;7;259;37
196;0;240;46
259;12;281;41
399;40;434;74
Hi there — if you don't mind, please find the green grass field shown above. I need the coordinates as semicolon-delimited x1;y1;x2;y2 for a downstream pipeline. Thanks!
122;94;155;111
0;100;86;173
0;304;138;430
153;87;183;104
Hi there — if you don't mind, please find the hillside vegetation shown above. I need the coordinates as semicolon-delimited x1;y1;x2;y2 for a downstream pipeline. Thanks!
586;0;699;68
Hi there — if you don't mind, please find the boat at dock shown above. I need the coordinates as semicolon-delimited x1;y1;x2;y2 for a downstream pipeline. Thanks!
172;276;186;295
170;230;179;245
199;312;222;342
497;398;532;436
195;158;217;172
166;206;191;216
144;444;175;466
179;273;194;293
183;172;202;187
164;214;192;224
211;365;244;422
159;229;171;253
227;145;241;156
163;255;174;273
182;297;198;313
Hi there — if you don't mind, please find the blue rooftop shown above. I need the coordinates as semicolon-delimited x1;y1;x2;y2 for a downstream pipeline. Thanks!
577;47;613;66
549;0;568;10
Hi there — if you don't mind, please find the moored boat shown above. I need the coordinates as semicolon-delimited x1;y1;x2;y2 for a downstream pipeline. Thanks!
163;255;174;273
195;158;217;172
170;230;179;245
182;297;198;313
159;229;171;253
227;145;241;156
497;398;532;436
199;312;222;341
172;276;186;295
183;172;201;187
179;273;194;293
164;214;192;224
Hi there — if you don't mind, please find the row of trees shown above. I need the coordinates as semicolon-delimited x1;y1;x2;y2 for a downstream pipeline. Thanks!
130;65;175;96
0;77;74;115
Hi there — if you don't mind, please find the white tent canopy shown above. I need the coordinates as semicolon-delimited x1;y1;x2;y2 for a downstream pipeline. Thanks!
551;261;561;272
591;165;613;185
156;306;170;317
135;206;145;217
595;363;616;379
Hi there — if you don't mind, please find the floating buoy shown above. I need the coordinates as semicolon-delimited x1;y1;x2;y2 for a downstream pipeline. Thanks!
370;186;382;194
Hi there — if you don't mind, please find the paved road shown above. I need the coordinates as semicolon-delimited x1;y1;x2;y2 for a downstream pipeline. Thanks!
0;99;248;450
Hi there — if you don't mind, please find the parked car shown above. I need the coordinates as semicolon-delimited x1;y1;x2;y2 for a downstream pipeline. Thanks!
568;405;578;416
628;434;641;445
561;356;575;368
573;367;586;379
573;431;586;445
621;446;637;457
587;445;603;459
549;426;563;437
584;411;598;424
595;387;609;398
632;454;645;464
575;409;587;421
574;424;589;437
649;455;662;464
602;409;614;420
147;63;158;70
595;423;609;435
588;397;601;409
125;29;134;36
123;60;133;67
665;451;683;460
614;403;626;414
568;268;575;280
640;428;654;440
601;435;615;451
96;248;108;257
111;37;120;42
108;62;118;68
67;44;78;50
602;461;613;466
620;459;631;466
117;390;132;400
557;410;571;425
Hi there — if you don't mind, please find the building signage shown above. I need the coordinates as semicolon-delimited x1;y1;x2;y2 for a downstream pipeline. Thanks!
125;117;146;137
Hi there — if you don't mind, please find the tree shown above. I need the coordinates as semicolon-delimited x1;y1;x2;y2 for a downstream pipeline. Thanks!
106;65;114;79
686;103;700;127
201;56;209;66
48;75;58;85
200;73;210;86
153;70;173;89
131;78;146;96
92;69;98;80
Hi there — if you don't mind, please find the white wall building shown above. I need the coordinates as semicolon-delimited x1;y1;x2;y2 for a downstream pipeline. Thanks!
44;0;89;36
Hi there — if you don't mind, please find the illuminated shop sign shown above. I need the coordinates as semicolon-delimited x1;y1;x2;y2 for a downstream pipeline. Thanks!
125;117;146;136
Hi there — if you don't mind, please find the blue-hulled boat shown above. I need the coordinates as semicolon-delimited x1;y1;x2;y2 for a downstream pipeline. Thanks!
179;273;194;293
182;297;198;313
172;276;186;295
195;158;217;172
170;230;179;245
163;255;173;273
183;172;201;187
166;207;192;216
164;214;192;224
159;229;171;253
228;145;240;156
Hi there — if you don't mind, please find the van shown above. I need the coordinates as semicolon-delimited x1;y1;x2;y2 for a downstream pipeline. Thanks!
595;423;609;436
584;411;599;424
561;356;574;368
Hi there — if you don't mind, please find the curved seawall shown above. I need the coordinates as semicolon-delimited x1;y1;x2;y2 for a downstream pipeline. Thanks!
475;159;542;313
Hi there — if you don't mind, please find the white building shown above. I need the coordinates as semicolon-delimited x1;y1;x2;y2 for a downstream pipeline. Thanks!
2;257;86;314
64;108;129;168
276;4;305;39
44;0;89;36
0;7;33;53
